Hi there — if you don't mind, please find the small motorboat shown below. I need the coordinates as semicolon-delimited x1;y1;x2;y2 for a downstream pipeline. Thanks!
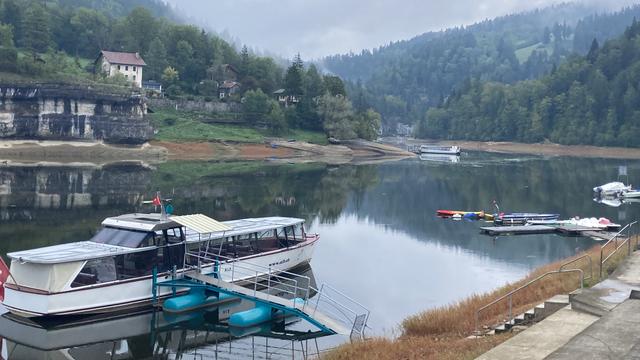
593;182;632;197
494;213;560;225
528;217;621;230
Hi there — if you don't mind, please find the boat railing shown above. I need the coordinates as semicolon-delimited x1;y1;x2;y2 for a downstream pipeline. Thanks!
182;250;370;340
600;221;638;278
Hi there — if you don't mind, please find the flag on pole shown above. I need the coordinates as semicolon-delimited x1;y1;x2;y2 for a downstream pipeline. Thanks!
152;194;162;206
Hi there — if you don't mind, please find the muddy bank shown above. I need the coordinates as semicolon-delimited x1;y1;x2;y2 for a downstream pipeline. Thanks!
152;139;414;164
0;140;167;165
404;139;640;159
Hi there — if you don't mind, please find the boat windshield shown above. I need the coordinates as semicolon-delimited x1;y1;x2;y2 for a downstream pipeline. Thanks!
90;227;154;248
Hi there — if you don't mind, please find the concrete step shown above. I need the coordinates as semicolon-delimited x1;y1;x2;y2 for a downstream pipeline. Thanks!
534;294;570;320
513;313;527;325
524;308;536;320
489;295;570;336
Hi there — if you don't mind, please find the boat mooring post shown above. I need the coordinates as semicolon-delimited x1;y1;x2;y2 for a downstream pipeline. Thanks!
171;265;177;297
152;266;158;307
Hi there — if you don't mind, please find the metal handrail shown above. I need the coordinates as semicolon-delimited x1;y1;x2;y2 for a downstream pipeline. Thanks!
560;254;593;282
475;269;583;333
180;249;370;338
600;221;637;278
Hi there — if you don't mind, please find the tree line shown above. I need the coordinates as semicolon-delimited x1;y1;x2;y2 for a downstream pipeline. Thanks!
415;21;640;147
323;4;640;129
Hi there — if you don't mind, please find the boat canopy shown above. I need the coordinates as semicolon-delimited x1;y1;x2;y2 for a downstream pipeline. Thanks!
7;241;146;264
171;214;232;234
8;216;307;264
184;217;305;243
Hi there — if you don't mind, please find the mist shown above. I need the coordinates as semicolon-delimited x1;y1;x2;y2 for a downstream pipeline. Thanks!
167;0;638;59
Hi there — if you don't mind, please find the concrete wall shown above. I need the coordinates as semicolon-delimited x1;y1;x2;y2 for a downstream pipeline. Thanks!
0;84;153;144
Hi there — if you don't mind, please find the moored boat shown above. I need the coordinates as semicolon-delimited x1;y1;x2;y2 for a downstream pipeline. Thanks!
593;182;632;197
419;145;461;155
527;217;621;230
494;212;560;225
1;212;319;319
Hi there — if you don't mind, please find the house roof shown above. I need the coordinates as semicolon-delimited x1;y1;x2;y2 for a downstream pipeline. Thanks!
219;80;240;89
97;50;147;66
273;89;286;94
222;63;239;74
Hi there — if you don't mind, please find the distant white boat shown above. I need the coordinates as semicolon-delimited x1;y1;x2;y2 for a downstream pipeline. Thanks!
528;217;621;230
419;145;461;155
593;182;631;196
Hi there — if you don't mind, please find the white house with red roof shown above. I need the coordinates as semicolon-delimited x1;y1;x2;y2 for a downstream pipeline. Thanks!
95;50;146;87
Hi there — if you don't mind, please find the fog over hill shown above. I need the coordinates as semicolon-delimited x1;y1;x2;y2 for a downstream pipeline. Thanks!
167;0;637;59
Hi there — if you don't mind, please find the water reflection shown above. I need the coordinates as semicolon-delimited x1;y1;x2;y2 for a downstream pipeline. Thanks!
0;265;324;360
1;153;640;341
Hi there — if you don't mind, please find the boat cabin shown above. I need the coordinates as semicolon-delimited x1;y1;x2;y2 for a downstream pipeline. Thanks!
6;214;310;293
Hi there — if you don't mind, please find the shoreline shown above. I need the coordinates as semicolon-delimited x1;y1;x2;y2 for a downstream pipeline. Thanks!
407;139;640;159
0;139;414;166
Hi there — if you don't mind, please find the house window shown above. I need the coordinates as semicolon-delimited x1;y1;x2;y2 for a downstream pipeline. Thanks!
125;75;128;79
117;65;121;70
133;75;136;81
133;66;137;72
125;66;129;71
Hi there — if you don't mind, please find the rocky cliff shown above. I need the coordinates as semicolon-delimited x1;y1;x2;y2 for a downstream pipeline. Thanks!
0;83;153;144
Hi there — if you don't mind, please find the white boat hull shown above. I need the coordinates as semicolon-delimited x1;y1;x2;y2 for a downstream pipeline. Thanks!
3;239;317;318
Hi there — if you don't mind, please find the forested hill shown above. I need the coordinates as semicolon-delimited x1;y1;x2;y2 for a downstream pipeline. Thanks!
323;3;640;127
55;0;179;19
415;20;640;147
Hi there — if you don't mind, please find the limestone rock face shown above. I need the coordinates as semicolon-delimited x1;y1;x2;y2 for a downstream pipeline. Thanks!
0;84;153;144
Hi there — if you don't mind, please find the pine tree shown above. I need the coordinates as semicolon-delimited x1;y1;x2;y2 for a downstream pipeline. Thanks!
284;54;304;97
239;45;250;78
587;38;599;63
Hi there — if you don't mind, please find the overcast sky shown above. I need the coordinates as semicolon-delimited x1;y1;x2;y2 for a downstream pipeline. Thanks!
167;0;637;60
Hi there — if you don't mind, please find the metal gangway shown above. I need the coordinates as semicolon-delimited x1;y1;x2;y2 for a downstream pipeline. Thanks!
155;250;370;341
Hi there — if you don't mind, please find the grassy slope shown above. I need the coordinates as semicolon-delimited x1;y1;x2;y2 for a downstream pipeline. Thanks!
150;108;328;145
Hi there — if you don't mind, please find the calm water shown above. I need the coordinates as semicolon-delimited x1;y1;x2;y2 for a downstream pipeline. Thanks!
1;152;639;358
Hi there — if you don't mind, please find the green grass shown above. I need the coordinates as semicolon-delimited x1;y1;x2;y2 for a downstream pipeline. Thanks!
286;129;329;145
150;108;328;144
150;109;265;143
514;42;552;63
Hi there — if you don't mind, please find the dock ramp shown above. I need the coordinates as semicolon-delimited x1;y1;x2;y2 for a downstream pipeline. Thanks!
155;252;369;340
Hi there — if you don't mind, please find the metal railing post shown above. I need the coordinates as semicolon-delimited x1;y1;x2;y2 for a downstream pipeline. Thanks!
254;271;258;296
508;295;512;324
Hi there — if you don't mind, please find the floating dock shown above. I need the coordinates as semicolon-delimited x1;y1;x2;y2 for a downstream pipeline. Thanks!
480;225;620;240
480;225;556;236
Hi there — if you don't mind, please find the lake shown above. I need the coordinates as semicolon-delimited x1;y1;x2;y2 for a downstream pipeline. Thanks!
0;152;638;358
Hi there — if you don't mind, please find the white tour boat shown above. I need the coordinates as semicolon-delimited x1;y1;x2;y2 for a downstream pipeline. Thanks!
1;212;319;318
